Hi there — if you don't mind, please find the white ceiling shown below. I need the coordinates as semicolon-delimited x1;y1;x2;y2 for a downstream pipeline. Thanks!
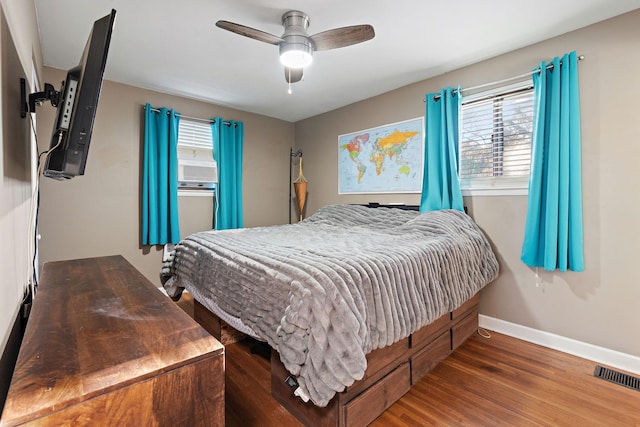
34;0;640;123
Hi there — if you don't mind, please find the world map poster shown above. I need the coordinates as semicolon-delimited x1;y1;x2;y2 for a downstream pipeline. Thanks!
338;117;424;194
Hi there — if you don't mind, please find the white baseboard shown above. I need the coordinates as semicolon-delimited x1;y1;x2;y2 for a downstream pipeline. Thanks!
479;315;640;376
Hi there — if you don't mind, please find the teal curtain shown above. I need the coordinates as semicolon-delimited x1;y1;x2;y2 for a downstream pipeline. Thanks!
211;118;244;230
420;87;464;212
521;52;584;272
142;103;180;245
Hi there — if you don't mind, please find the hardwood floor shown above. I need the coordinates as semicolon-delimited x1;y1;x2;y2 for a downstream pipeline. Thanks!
174;294;639;426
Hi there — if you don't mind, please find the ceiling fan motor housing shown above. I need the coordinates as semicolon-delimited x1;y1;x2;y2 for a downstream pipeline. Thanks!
279;10;313;68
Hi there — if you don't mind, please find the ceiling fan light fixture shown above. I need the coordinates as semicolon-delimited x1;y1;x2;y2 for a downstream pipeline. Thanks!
216;10;374;82
280;40;313;69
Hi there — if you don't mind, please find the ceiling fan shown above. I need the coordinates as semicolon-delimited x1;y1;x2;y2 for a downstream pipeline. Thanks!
215;11;375;84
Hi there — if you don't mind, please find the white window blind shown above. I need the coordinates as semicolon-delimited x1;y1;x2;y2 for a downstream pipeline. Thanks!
177;119;217;191
459;85;534;194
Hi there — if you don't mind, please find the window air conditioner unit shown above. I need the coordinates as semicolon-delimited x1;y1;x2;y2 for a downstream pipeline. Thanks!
178;158;217;190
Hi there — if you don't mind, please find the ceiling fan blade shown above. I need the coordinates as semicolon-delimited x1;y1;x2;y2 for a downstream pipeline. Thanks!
215;20;283;45
285;67;303;83
310;25;375;51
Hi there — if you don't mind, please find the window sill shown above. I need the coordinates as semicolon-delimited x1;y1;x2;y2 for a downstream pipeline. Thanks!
462;187;528;197
178;189;214;197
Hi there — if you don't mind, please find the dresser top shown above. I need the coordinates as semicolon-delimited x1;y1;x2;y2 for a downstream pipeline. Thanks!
1;255;223;425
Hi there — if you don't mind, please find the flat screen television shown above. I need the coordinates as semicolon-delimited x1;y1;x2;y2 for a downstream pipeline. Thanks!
43;9;116;179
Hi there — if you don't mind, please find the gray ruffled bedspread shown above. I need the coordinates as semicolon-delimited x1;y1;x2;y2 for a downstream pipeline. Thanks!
161;204;498;406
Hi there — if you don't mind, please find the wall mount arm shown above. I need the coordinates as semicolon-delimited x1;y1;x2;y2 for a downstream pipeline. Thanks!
20;78;60;118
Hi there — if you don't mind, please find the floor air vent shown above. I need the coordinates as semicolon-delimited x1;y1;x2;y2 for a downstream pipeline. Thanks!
594;365;640;391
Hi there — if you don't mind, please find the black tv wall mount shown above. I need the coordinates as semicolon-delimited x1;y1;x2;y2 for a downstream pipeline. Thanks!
20;77;60;118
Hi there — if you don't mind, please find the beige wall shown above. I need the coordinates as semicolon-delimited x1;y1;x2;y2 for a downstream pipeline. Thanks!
295;10;640;357
0;0;40;364
36;67;295;286
0;0;41;80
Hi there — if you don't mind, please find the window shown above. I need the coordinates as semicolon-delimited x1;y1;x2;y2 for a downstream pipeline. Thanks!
459;83;534;195
177;119;217;193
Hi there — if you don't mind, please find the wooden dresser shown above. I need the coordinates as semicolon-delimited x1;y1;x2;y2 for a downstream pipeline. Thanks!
0;255;224;426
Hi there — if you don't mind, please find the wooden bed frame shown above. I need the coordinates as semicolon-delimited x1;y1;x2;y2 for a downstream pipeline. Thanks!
194;293;480;427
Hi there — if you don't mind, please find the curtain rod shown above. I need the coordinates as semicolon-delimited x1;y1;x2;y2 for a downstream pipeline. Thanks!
144;106;236;126
427;54;585;102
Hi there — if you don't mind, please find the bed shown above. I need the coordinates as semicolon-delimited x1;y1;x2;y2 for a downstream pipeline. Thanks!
161;204;499;426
